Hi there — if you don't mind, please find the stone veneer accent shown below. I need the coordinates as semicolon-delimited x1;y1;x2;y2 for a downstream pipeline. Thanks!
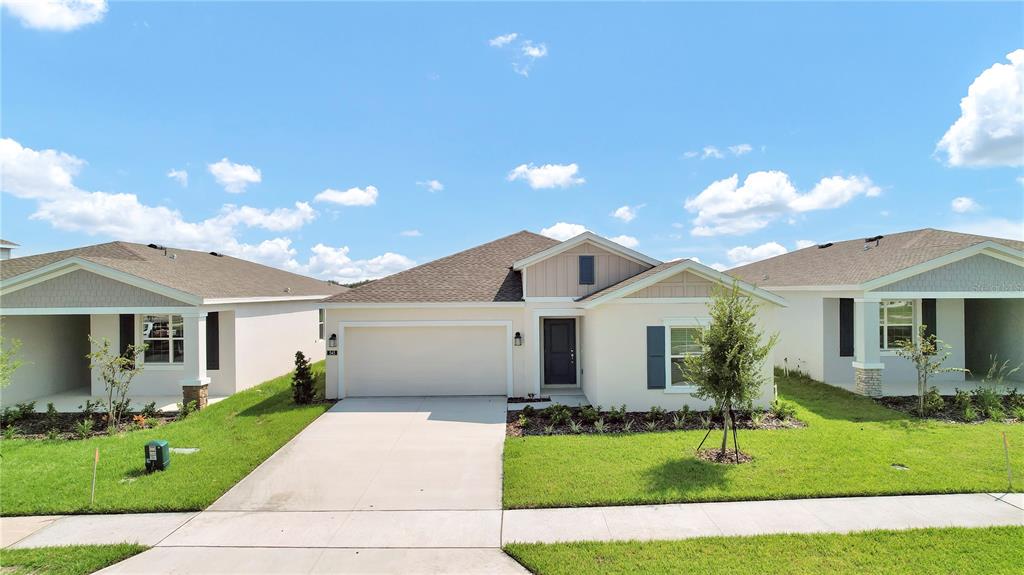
182;384;209;410
854;367;883;397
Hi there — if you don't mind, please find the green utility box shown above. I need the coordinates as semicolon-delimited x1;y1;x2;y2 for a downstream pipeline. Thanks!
145;440;170;472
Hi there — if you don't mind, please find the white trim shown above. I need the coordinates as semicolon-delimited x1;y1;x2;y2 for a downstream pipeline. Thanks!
663;317;709;390
862;242;1024;291
757;285;862;292
0;306;196;316
664;386;698;394
852;361;886;370
202;295;331;305
608;297;714;305
335;319;515;399
524;297;578;303
530;308;586;396
322;302;525;309
538;316;583;390
869;291;1024;300
583;260;787;309
0;258;202;305
512;232;661;271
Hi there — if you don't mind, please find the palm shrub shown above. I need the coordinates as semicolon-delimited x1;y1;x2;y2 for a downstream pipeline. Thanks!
291;351;315;404
680;284;778;460
892;324;967;416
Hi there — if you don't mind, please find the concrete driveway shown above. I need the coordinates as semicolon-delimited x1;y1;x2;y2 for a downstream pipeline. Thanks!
101;396;526;574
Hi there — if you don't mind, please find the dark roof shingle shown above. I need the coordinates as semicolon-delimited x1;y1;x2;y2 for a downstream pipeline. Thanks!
323;230;559;303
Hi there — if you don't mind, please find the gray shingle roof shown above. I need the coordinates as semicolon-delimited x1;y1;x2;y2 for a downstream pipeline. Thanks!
727;228;1024;287
323;231;559;303
1;241;346;299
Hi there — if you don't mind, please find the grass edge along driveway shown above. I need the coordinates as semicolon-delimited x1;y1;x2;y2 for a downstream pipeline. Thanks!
503;372;1023;509
504;526;1024;575
0;544;147;575
0;362;330;516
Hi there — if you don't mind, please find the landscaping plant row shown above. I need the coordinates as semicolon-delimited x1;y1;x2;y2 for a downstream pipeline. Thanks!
0;399;197;441
878;386;1024;423
506;400;803;437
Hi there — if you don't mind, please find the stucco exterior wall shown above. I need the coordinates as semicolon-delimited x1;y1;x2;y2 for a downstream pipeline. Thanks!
582;302;777;411
0;315;91;405
2;269;188;308
205;309;236;397
524;241;650;298
233;301;324;392
877;254;1024;292
770;290;834;381
89;314;189;396
965;298;1024;376
625;271;715;298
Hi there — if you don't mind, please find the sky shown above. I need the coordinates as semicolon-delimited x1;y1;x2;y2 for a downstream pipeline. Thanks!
1;1;1022;281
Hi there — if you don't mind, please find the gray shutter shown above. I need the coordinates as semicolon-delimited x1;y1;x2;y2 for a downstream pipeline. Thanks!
579;255;595;285
922;299;936;340
206;312;220;371
839;298;854;357
646;326;665;389
119;314;134;357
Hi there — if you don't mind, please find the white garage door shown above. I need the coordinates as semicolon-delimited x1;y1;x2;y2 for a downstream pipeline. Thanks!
343;325;509;396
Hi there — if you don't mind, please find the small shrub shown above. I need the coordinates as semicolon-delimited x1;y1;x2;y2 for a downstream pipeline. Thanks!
132;414;147;428
544;404;572;425
606;404;627;423
699;413;713;429
579;405;599;424
622;419;635;433
517;414;529;428
671;414;687;430
520;404;536;417
961;405;979;423
543;424;555;435
3;424;18;440
919;387;944;417
646;405;667;422
1005;388;1024;411
6;401;37;423
79;400;101;417
291;351;315;404
568;419;583;433
74;418;94;439
953;388;972;411
1013;406;1024;422
643;420;659;432
46;428;61;441
750;410;766;427
972;387;1005;420
593;418;606;433
176;400;198;421
771;399;797;421
45;402;59;425
139;402;159;418
676;406;690;423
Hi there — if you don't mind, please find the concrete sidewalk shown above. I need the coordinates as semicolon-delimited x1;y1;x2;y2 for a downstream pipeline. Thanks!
502;493;1024;544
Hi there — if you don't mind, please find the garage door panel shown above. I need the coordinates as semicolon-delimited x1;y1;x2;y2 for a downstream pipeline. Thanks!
344;326;507;396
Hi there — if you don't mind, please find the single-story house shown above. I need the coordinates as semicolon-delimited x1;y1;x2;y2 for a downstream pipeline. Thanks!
0;241;346;409
727;228;1024;396
321;231;785;410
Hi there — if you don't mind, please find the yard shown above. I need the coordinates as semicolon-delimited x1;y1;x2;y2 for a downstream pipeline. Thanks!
505;526;1024;575
503;372;1023;508
0;362;330;516
0;544;147;575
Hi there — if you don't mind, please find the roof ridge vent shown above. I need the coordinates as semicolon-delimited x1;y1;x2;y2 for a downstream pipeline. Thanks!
816;242;833;249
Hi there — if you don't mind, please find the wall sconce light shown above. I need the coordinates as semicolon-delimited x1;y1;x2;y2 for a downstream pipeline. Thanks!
514;331;523;347
328;333;338;348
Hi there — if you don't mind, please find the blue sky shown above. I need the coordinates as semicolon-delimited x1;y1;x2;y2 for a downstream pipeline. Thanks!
2;1;1022;281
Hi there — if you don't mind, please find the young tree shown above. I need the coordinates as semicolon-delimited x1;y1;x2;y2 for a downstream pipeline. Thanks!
292;351;315;404
893;324;967;415
0;333;24;389
86;337;146;431
681;284;778;461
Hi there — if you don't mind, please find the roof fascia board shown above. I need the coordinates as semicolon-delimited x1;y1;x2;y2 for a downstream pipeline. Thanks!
202;295;331;305
1;306;197;316
512;232;660;270
322;301;526;309
1;258;202;305
863;242;1024;291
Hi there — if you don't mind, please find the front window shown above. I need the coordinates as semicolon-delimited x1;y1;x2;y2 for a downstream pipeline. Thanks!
142;314;184;364
669;326;702;386
879;300;914;350
318;309;325;340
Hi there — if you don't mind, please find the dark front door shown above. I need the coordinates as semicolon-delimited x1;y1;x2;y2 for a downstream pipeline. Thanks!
543;318;577;386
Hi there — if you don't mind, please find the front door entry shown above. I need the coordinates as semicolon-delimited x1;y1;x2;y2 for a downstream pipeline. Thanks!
543;318;577;386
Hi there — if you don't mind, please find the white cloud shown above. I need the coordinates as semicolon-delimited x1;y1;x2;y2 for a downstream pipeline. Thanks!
212;202;316;232
949;217;1024;241
167;168;188;187
400;229;422;237
1017;176;1024;187
488;32;518;47
0;137;83;200
507;163;585;189
314;185;379;207
937;49;1024;167
685;143;755;159
608;235;639;249
611;204;640;223
416;179;444;192
540;222;588;241
684;171;881;236
2;0;107;31
304;244;416;283
795;239;817;250
521;40;547;59
729;144;753;156
725;242;788;267
708;262;729;272
682;151;700;159
702;146;724;159
951;196;981;213
208;158;262;194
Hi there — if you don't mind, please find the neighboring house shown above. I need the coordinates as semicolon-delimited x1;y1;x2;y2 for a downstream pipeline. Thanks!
321;231;785;410
0;239;18;260
728;229;1024;397
0;242;346;406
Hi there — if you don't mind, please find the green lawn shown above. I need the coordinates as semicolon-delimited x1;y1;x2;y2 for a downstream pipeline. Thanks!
0;363;329;516
505;526;1024;575
0;544;147;575
503;372;1023;508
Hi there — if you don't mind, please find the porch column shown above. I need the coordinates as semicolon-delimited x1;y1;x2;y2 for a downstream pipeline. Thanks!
852;299;884;397
179;310;210;409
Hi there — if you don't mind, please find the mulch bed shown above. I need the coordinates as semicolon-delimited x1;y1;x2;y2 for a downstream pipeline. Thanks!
1;410;177;440
506;406;804;437
507;396;552;404
696;448;753;464
876;395;1023;424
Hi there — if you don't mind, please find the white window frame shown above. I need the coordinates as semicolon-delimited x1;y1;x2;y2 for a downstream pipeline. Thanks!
318;309;326;340
663;317;709;394
141;313;185;367
879;299;915;351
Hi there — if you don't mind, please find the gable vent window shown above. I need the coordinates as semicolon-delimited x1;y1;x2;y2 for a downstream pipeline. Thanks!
578;255;595;285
